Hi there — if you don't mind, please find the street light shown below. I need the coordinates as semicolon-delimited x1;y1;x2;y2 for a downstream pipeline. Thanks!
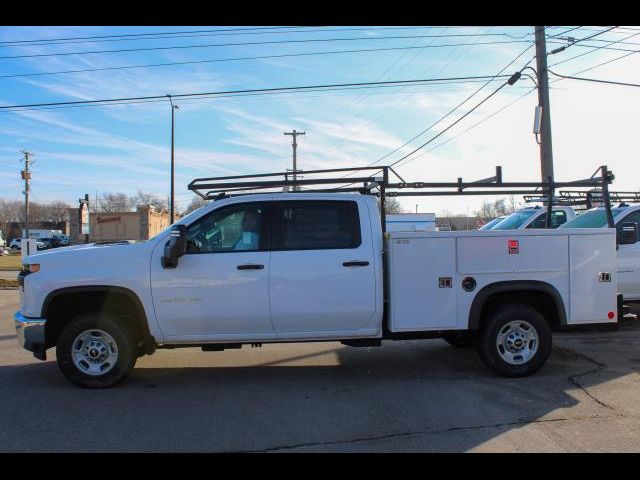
167;95;179;224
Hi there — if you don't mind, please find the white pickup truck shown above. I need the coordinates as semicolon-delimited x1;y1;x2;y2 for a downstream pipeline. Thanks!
14;192;627;388
559;204;640;302
489;206;576;230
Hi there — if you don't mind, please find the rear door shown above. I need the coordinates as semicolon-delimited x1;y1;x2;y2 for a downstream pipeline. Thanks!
268;199;376;334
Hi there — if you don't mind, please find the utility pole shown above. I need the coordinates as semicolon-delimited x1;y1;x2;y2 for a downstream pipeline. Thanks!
534;26;555;228
534;26;554;183
168;95;179;224
20;150;33;239
284;130;305;191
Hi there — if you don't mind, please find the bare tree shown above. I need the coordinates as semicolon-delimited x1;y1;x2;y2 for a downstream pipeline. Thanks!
132;191;168;212
474;197;519;221
384;197;405;214
183;195;208;215
99;193;131;212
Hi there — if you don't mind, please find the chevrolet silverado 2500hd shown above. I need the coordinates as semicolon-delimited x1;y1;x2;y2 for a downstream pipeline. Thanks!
14;190;626;388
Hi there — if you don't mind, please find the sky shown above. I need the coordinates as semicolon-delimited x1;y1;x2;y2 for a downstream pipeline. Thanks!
0;25;639;216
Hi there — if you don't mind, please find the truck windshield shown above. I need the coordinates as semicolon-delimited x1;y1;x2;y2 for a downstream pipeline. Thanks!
559;208;626;228
490;210;537;230
478;217;505;230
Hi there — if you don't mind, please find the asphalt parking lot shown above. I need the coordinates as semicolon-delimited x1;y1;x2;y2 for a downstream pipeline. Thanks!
1;288;640;453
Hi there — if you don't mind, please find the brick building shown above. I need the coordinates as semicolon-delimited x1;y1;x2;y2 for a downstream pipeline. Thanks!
67;205;174;244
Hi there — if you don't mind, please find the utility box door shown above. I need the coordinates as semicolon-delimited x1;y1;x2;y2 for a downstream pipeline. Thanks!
387;235;457;331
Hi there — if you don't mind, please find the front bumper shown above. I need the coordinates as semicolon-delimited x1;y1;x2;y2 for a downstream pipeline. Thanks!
14;311;47;360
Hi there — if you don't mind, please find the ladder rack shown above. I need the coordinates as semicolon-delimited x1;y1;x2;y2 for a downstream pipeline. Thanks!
188;165;616;232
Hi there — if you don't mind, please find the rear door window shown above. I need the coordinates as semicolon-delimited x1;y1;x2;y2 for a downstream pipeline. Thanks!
527;210;567;228
272;201;361;250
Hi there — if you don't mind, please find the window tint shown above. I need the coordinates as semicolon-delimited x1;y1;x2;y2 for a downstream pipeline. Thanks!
527;211;567;229
185;203;266;253
273;201;361;250
560;208;627;228
491;210;536;230
620;210;640;226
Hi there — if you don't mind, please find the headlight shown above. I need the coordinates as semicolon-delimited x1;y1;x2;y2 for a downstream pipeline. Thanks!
22;264;40;273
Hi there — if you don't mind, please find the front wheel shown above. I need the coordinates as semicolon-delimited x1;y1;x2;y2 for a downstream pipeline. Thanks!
56;313;137;388
478;303;552;377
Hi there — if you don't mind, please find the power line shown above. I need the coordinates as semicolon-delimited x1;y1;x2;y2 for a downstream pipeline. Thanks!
547;26;618;55
0;26;528;48
0;26;307;46
548;30;640;67
390;77;516;169
0;41;531;80
0;79;524;114
324;26;492;148
408;88;538;162
314;26;449;130
546;26;584;39
0;74;515;112
0;36;530;60
548;69;640;88
342;44;534;175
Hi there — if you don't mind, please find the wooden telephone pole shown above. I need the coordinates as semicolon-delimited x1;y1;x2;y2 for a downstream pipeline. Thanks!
284;130;305;191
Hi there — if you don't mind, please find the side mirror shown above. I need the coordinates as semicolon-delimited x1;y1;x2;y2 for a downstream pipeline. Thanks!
618;222;639;245
161;224;187;268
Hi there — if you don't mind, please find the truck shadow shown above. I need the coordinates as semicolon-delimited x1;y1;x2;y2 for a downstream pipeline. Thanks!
2;320;639;452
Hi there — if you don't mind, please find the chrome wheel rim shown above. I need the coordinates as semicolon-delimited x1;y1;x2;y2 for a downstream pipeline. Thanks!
71;329;118;376
496;320;538;365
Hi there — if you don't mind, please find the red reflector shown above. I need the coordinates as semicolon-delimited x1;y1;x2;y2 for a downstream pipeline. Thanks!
508;240;519;255
608;311;615;320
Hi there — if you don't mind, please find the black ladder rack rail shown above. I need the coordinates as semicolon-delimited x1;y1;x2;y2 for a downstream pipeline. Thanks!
188;165;615;232
524;190;640;210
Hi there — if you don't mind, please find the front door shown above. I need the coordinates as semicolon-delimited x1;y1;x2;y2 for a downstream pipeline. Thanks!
150;201;274;341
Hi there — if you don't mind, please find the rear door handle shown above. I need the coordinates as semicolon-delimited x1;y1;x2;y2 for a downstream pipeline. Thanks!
343;261;370;267
237;264;264;270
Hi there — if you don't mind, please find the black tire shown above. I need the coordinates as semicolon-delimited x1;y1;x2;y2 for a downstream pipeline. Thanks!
11;245;18;251
56;312;137;388
442;332;479;348
478;303;552;377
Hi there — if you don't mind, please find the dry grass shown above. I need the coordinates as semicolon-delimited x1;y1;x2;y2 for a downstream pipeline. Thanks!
0;254;22;270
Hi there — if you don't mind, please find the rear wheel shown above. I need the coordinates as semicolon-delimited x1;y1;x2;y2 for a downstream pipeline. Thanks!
478;303;552;377
56;312;137;388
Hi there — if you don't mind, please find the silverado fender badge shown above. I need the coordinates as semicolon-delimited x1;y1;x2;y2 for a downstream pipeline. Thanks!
508;239;519;255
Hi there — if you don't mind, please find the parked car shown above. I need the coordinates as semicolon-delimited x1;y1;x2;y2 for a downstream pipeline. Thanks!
10;238;47;251
14;189;627;389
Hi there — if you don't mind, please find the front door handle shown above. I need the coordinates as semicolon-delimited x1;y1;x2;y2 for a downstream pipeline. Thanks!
237;264;264;270
343;261;370;267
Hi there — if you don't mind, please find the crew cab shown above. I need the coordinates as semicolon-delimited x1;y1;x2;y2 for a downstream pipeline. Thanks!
559;204;640;302
13;190;626;389
490;206;576;230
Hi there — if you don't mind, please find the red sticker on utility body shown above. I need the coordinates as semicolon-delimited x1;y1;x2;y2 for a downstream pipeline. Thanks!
508;240;519;255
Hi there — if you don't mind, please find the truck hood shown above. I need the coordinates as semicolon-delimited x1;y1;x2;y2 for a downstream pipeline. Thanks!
24;240;152;265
